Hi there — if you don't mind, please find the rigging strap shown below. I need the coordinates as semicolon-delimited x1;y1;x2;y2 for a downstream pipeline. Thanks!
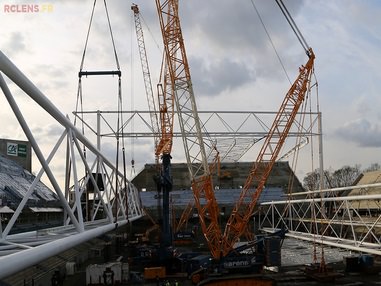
79;0;121;72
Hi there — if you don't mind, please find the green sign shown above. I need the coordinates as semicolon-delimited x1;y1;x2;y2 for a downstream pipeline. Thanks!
18;144;27;157
6;142;27;157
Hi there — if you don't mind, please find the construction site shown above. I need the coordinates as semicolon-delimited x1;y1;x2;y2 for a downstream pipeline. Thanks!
1;0;381;285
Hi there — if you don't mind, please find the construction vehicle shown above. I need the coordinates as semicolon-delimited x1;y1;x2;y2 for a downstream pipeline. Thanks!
143;266;166;280
172;200;196;245
155;0;315;281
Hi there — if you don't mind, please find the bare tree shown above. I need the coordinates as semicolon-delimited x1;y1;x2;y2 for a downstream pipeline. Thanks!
364;163;381;173
330;165;361;188
303;164;361;190
303;169;331;191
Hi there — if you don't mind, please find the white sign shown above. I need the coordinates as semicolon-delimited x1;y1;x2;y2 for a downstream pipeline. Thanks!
6;143;18;157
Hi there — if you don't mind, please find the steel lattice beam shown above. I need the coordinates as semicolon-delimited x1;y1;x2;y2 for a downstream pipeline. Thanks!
259;183;381;256
0;50;144;279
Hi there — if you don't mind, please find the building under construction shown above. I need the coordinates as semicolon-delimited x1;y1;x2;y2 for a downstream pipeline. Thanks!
133;161;304;219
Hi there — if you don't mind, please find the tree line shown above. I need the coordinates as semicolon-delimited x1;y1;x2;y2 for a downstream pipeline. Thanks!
303;163;381;191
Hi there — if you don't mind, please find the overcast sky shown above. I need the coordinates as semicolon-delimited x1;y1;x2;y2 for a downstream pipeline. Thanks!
1;0;381;183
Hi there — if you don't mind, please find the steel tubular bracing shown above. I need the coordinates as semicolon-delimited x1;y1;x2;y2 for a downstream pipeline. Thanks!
0;50;144;279
260;183;381;256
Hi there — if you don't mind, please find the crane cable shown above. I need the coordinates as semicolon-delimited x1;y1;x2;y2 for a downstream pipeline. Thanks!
103;0;125;221
78;0;120;70
130;9;136;177
76;0;122;130
250;0;291;85
275;0;310;55
104;0;120;70
140;11;162;53
76;0;126;221
75;0;97;156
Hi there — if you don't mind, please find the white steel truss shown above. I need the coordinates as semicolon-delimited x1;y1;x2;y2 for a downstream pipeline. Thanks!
0;51;144;279
73;110;320;163
259;183;381;256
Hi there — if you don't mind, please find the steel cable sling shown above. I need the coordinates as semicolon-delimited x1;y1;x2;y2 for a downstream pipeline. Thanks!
74;0;127;222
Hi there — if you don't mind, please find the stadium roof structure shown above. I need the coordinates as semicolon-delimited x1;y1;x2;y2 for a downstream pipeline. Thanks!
0;154;59;208
347;170;381;210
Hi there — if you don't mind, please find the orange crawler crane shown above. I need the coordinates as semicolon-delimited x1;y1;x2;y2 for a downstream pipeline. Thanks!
156;0;315;272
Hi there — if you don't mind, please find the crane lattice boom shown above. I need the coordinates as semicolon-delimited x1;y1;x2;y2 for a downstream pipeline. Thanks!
222;50;315;255
131;4;160;158
155;0;213;178
155;0;223;256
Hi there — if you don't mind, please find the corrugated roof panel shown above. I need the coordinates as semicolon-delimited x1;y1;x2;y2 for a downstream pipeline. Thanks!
0;154;59;204
0;206;14;213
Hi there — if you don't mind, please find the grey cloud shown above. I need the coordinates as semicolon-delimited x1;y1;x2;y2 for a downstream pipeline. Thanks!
30;65;70;92
85;139;154;175
336;118;381;147
177;0;308;91
33;124;63;137
190;57;254;96
71;1;130;70
181;0;304;55
3;32;26;57
31;64;67;78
